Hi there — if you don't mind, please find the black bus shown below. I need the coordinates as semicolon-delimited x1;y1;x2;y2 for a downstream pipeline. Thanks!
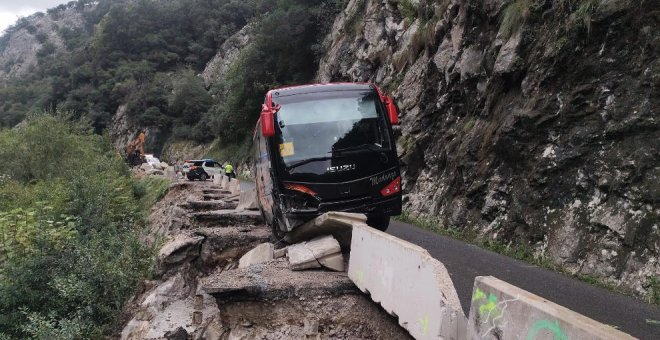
253;83;402;237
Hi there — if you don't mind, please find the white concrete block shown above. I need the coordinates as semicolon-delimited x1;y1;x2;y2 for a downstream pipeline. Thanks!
467;276;635;340
238;243;274;268
229;178;240;195
349;223;466;340
236;187;258;211
288;235;344;272
220;175;229;190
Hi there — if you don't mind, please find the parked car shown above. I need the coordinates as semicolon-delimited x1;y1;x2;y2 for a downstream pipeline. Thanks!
185;159;223;181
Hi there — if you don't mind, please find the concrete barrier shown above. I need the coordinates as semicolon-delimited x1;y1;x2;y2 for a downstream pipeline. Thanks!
284;211;365;247
349;223;466;340
220;175;229;190
467;276;635;340
212;174;222;185
228;178;240;195
236;187;258;211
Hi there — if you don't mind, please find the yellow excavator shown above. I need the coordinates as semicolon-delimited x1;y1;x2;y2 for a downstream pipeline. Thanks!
126;132;146;166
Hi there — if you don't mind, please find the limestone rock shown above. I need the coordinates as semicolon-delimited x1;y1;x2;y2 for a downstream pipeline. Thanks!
158;234;204;266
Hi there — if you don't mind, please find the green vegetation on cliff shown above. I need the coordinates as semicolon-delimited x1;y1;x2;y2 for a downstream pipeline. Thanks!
0;114;164;338
0;0;340;160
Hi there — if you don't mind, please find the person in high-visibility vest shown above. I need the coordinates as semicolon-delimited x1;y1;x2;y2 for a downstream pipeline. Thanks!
224;163;235;179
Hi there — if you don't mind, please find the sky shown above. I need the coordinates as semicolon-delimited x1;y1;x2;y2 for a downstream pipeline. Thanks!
0;0;67;34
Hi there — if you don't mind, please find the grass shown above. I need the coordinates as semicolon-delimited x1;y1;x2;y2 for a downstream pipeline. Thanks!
393;20;436;71
396;211;547;265
647;276;660;305
395;211;657;305
134;176;171;212
499;0;532;39
572;0;599;36
397;0;418;22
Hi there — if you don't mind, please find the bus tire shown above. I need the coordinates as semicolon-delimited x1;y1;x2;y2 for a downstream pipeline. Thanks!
367;215;390;231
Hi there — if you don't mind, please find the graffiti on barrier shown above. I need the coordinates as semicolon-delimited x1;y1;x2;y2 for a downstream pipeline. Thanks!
472;287;520;338
526;319;568;340
419;314;429;335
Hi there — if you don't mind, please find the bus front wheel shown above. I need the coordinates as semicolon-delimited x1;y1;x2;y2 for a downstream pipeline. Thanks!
367;215;390;231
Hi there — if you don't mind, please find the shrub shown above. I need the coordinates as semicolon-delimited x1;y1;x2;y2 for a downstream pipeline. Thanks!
397;0;418;21
0;114;157;338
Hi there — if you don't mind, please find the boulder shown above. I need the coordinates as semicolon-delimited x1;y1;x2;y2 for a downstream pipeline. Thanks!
158;234;204;266
238;243;274;268
146;169;165;176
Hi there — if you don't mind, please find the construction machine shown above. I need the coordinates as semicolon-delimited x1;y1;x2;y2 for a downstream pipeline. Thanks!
126;132;146;166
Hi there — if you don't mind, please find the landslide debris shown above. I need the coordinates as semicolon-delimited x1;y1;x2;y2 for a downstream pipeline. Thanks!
120;180;409;339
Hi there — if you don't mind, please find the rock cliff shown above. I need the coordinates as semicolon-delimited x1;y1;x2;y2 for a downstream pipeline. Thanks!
318;0;659;298
0;3;90;82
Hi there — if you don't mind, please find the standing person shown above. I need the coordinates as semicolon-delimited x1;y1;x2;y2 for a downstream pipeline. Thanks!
224;162;235;179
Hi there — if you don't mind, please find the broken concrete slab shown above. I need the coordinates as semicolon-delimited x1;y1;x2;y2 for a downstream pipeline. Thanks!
284;211;367;247
193;209;263;226
216;294;412;339
287;235;344;272
182;200;237;211
238;243;274;268
273;247;287;258
236;187;259;211
201;258;357;302
349;222;466;340
202;193;225;201
202;189;226;195
467;276;635;340
317;253;344;272
158;234;204;266
194;227;271;269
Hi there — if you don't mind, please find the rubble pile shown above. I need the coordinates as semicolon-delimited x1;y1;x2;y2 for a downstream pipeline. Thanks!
120;180;409;339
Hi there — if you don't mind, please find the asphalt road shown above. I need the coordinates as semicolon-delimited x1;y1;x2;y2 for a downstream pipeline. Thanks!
387;220;660;339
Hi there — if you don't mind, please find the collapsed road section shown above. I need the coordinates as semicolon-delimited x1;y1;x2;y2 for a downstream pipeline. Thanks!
122;177;636;339
120;179;410;339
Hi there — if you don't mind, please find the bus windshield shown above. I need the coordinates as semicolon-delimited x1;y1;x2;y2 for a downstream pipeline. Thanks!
274;91;390;165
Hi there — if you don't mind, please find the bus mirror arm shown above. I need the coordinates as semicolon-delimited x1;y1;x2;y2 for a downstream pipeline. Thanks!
384;96;400;125
261;104;275;137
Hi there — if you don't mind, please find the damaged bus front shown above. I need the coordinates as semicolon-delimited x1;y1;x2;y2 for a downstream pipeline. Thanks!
253;83;402;237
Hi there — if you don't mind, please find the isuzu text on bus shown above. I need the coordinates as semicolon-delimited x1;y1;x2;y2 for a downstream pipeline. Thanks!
253;83;402;237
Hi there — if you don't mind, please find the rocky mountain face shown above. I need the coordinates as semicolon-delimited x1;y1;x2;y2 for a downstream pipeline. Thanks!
0;3;90;82
318;0;659;298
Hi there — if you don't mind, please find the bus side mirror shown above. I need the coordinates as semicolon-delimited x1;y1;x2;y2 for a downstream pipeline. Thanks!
261;104;275;137
385;96;400;125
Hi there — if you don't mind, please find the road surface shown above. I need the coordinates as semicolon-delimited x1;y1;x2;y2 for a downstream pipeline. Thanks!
388;220;660;339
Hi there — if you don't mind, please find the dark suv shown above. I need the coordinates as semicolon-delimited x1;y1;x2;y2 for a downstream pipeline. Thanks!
186;159;222;181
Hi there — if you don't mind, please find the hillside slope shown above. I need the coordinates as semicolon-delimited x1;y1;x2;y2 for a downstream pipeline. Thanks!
318;0;659;298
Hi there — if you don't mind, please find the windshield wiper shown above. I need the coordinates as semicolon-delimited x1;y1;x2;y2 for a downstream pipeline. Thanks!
333;143;384;154
285;155;341;171
333;143;389;162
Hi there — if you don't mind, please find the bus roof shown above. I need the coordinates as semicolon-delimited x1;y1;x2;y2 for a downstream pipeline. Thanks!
269;83;375;98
